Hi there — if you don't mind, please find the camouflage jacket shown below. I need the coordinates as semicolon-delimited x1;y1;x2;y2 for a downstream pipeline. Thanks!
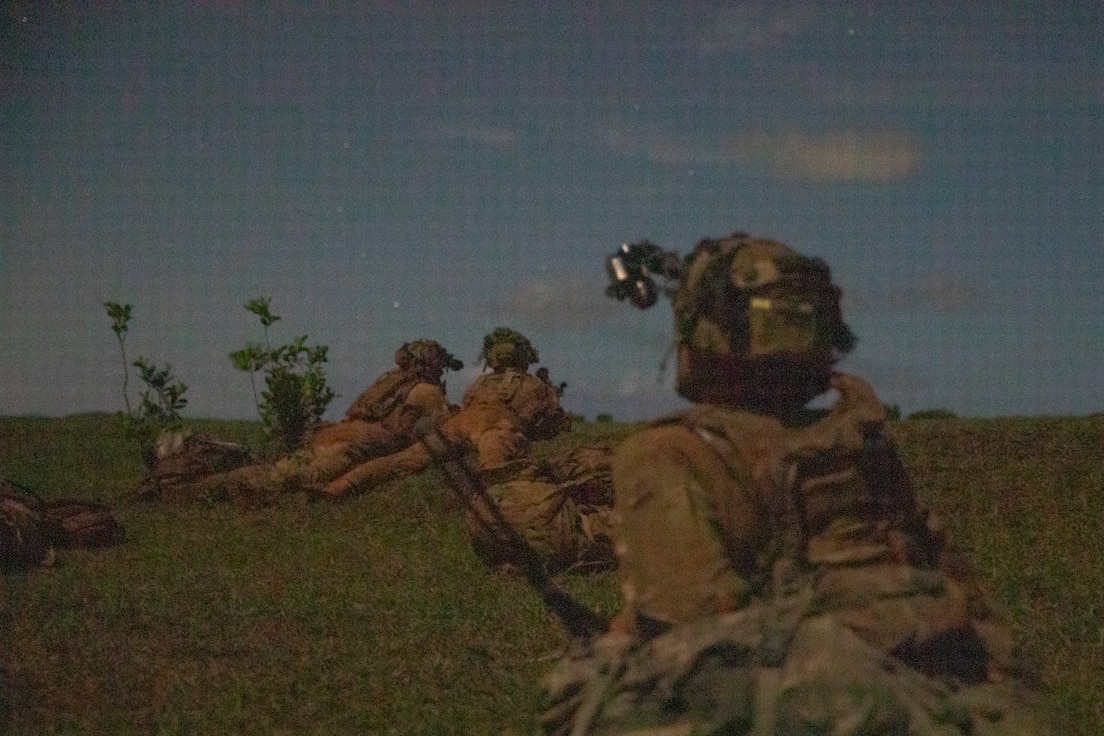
461;369;569;439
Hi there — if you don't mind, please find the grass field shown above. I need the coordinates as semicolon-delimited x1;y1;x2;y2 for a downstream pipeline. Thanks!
1;412;1101;734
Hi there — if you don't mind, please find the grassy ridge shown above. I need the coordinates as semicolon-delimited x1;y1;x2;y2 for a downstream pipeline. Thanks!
891;415;1104;726
1;413;1101;733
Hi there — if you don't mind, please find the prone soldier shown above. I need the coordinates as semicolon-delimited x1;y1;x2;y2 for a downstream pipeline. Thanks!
148;340;462;505
320;328;571;500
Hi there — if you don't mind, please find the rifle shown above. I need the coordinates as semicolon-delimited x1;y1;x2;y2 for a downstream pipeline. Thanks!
418;426;609;640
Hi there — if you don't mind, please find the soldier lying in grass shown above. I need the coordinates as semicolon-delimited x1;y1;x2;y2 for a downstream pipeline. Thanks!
320;328;570;500
143;340;462;506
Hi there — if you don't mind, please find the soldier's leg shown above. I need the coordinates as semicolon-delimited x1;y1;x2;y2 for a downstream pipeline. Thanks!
319;442;434;501
304;420;406;482
183;464;273;504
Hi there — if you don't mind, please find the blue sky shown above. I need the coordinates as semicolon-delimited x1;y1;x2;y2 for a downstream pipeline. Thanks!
2;2;1102;422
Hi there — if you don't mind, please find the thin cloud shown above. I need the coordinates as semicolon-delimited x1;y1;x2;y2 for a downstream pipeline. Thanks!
728;131;920;182
499;277;618;331
847;277;984;314
603;126;921;183
699;4;818;53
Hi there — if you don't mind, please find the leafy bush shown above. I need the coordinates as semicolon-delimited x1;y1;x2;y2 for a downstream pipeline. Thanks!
230;297;335;453
103;302;189;461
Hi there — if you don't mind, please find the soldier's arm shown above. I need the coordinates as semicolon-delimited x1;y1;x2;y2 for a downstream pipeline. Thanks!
404;382;454;422
612;424;759;630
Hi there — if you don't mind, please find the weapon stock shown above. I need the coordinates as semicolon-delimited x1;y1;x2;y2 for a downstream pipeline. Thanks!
418;427;609;640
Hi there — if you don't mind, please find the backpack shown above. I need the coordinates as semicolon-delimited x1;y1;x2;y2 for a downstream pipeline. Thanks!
1;481;54;570
344;368;422;423
41;497;125;549
1;477;124;570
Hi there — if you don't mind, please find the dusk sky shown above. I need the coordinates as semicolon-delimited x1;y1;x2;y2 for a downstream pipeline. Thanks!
2;2;1102;422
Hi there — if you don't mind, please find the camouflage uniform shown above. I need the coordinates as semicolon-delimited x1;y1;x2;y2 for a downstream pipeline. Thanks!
541;234;1055;735
468;444;616;573
321;329;570;500
168;341;460;505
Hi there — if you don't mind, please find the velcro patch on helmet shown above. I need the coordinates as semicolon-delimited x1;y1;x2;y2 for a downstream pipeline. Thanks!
747;295;817;357
676;236;850;361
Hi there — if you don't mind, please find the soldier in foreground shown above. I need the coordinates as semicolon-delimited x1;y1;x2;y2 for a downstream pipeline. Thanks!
321;328;570;500
541;233;1056;734
145;340;462;505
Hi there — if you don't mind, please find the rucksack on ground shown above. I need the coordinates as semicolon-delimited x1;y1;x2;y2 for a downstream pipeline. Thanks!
1;478;124;570
1;481;54;570
41;498;124;548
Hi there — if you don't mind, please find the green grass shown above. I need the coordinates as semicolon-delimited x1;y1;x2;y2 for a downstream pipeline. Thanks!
2;412;1102;733
892;415;1104;729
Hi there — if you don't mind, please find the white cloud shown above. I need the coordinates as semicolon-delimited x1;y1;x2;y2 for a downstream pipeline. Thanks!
617;369;648;397
603;126;920;183
728;131;920;182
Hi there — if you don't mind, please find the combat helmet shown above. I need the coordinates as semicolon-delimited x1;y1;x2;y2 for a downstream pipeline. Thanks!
394;340;463;381
479;327;539;372
607;232;855;411
674;233;855;409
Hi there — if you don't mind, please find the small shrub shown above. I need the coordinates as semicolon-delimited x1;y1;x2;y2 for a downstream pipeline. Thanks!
230;297;335;453
103;302;189;462
104;301;134;415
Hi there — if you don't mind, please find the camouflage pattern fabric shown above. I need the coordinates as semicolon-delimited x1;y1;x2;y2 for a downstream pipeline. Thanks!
671;234;855;407
540;372;1055;734
470;478;581;571
343;368;422;423
345;340;461;422
674;235;852;364
146;370;453;506
542;598;1055;735
322;367;569;500
468;445;616;573
479;327;539;372
138;432;254;504
461;368;570;440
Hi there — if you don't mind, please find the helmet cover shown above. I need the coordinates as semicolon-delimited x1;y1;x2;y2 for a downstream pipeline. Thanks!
480;327;539;372
673;233;855;405
395;340;463;377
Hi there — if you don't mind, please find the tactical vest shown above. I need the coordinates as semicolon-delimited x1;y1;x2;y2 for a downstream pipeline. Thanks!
677;373;931;576
462;370;525;409
344;369;422;423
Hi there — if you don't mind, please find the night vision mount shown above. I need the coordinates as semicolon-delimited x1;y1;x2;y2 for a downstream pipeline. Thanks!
604;240;683;310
